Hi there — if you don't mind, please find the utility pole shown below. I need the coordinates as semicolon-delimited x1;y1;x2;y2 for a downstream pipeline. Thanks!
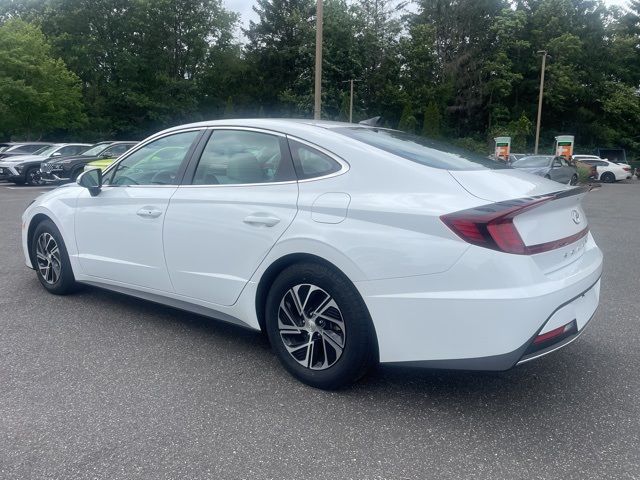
349;79;354;123
314;0;323;120
341;79;360;123
534;50;549;154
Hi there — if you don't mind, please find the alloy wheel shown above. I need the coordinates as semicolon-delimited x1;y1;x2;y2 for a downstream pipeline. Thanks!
35;232;61;284
278;284;346;370
27;169;43;185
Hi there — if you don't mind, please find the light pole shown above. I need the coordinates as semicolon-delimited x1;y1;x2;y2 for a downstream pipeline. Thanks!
314;0;323;120
534;50;550;154
341;79;360;123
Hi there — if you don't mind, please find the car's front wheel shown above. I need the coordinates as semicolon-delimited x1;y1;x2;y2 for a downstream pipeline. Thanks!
265;262;378;389
569;174;578;185
31;219;78;295
24;167;44;186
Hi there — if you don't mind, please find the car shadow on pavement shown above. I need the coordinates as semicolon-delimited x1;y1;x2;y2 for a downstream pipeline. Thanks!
77;284;612;406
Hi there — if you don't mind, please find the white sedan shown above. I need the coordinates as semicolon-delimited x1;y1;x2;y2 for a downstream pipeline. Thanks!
573;155;632;182
21;119;603;389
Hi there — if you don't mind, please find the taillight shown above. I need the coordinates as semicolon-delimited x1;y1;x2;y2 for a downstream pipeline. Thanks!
623;167;631;172
441;196;589;255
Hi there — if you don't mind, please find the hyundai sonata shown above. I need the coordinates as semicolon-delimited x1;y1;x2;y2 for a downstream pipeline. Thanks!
21;119;603;389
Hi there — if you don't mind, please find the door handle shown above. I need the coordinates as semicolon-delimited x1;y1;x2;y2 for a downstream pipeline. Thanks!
137;207;162;218
243;214;280;227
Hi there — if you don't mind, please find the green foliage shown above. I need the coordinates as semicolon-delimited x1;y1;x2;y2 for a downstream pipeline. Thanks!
492;113;533;152
398;103;416;134
0;19;85;139
0;0;639;160
576;162;592;184
422;102;441;137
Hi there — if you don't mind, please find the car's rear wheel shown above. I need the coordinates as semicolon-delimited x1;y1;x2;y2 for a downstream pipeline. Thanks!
265;262;377;389
24;167;44;186
31;220;78;295
601;172;615;183
569;174;578;185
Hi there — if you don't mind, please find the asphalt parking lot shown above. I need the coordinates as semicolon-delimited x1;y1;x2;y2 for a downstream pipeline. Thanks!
1;181;639;480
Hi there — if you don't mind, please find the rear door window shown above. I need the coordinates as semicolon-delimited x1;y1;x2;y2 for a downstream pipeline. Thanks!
192;130;295;185
514;156;552;168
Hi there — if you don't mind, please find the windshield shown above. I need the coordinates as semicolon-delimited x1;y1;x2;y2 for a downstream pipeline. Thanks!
32;146;50;155
333;127;507;170
34;146;59;157
82;144;111;156
512;156;552;167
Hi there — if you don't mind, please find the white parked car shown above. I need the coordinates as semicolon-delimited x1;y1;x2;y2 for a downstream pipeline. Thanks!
21;120;603;389
573;155;632;183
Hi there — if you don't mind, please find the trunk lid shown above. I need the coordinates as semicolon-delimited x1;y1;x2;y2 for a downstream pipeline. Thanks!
449;168;563;202
448;169;590;273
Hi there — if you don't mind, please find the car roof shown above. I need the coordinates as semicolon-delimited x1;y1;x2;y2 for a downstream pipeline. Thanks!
155;118;364;137
52;143;92;147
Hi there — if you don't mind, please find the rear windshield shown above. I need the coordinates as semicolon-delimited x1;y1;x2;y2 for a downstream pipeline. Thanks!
333;127;507;170
512;156;552;167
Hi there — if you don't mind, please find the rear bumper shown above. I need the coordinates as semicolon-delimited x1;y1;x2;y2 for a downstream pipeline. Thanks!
356;234;603;369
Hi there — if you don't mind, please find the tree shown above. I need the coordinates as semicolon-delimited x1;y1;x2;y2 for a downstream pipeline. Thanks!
422;101;441;137
398;103;416;133
0;19;85;139
244;0;315;116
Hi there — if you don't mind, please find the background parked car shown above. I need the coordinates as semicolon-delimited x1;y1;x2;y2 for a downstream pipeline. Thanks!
41;141;137;183
574;155;632;183
0;142;54;159
508;153;533;165
0;143;91;185
511;155;578;185
83;157;118;173
0;142;18;153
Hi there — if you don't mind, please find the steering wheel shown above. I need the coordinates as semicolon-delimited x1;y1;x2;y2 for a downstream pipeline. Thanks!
114;175;139;186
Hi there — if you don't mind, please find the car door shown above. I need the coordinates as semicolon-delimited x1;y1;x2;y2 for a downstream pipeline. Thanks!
549;157;566;183
558;157;574;183
74;129;202;291
163;128;299;306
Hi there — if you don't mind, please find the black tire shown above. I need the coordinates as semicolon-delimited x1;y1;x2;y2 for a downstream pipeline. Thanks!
31;219;78;295
24;167;44;186
265;262;378;390
544;174;551;179
569;174;578;185
601;172;615;183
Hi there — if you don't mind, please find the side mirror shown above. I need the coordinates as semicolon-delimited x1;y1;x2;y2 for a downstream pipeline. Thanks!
51;152;61;157
77;168;102;196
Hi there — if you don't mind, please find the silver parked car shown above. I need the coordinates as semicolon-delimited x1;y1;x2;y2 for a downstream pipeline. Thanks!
511;155;578;185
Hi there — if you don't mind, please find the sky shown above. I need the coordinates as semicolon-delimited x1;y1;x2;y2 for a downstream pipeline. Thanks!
223;0;632;33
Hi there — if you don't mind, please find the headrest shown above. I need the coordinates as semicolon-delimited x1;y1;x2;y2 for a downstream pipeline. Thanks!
227;153;263;183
